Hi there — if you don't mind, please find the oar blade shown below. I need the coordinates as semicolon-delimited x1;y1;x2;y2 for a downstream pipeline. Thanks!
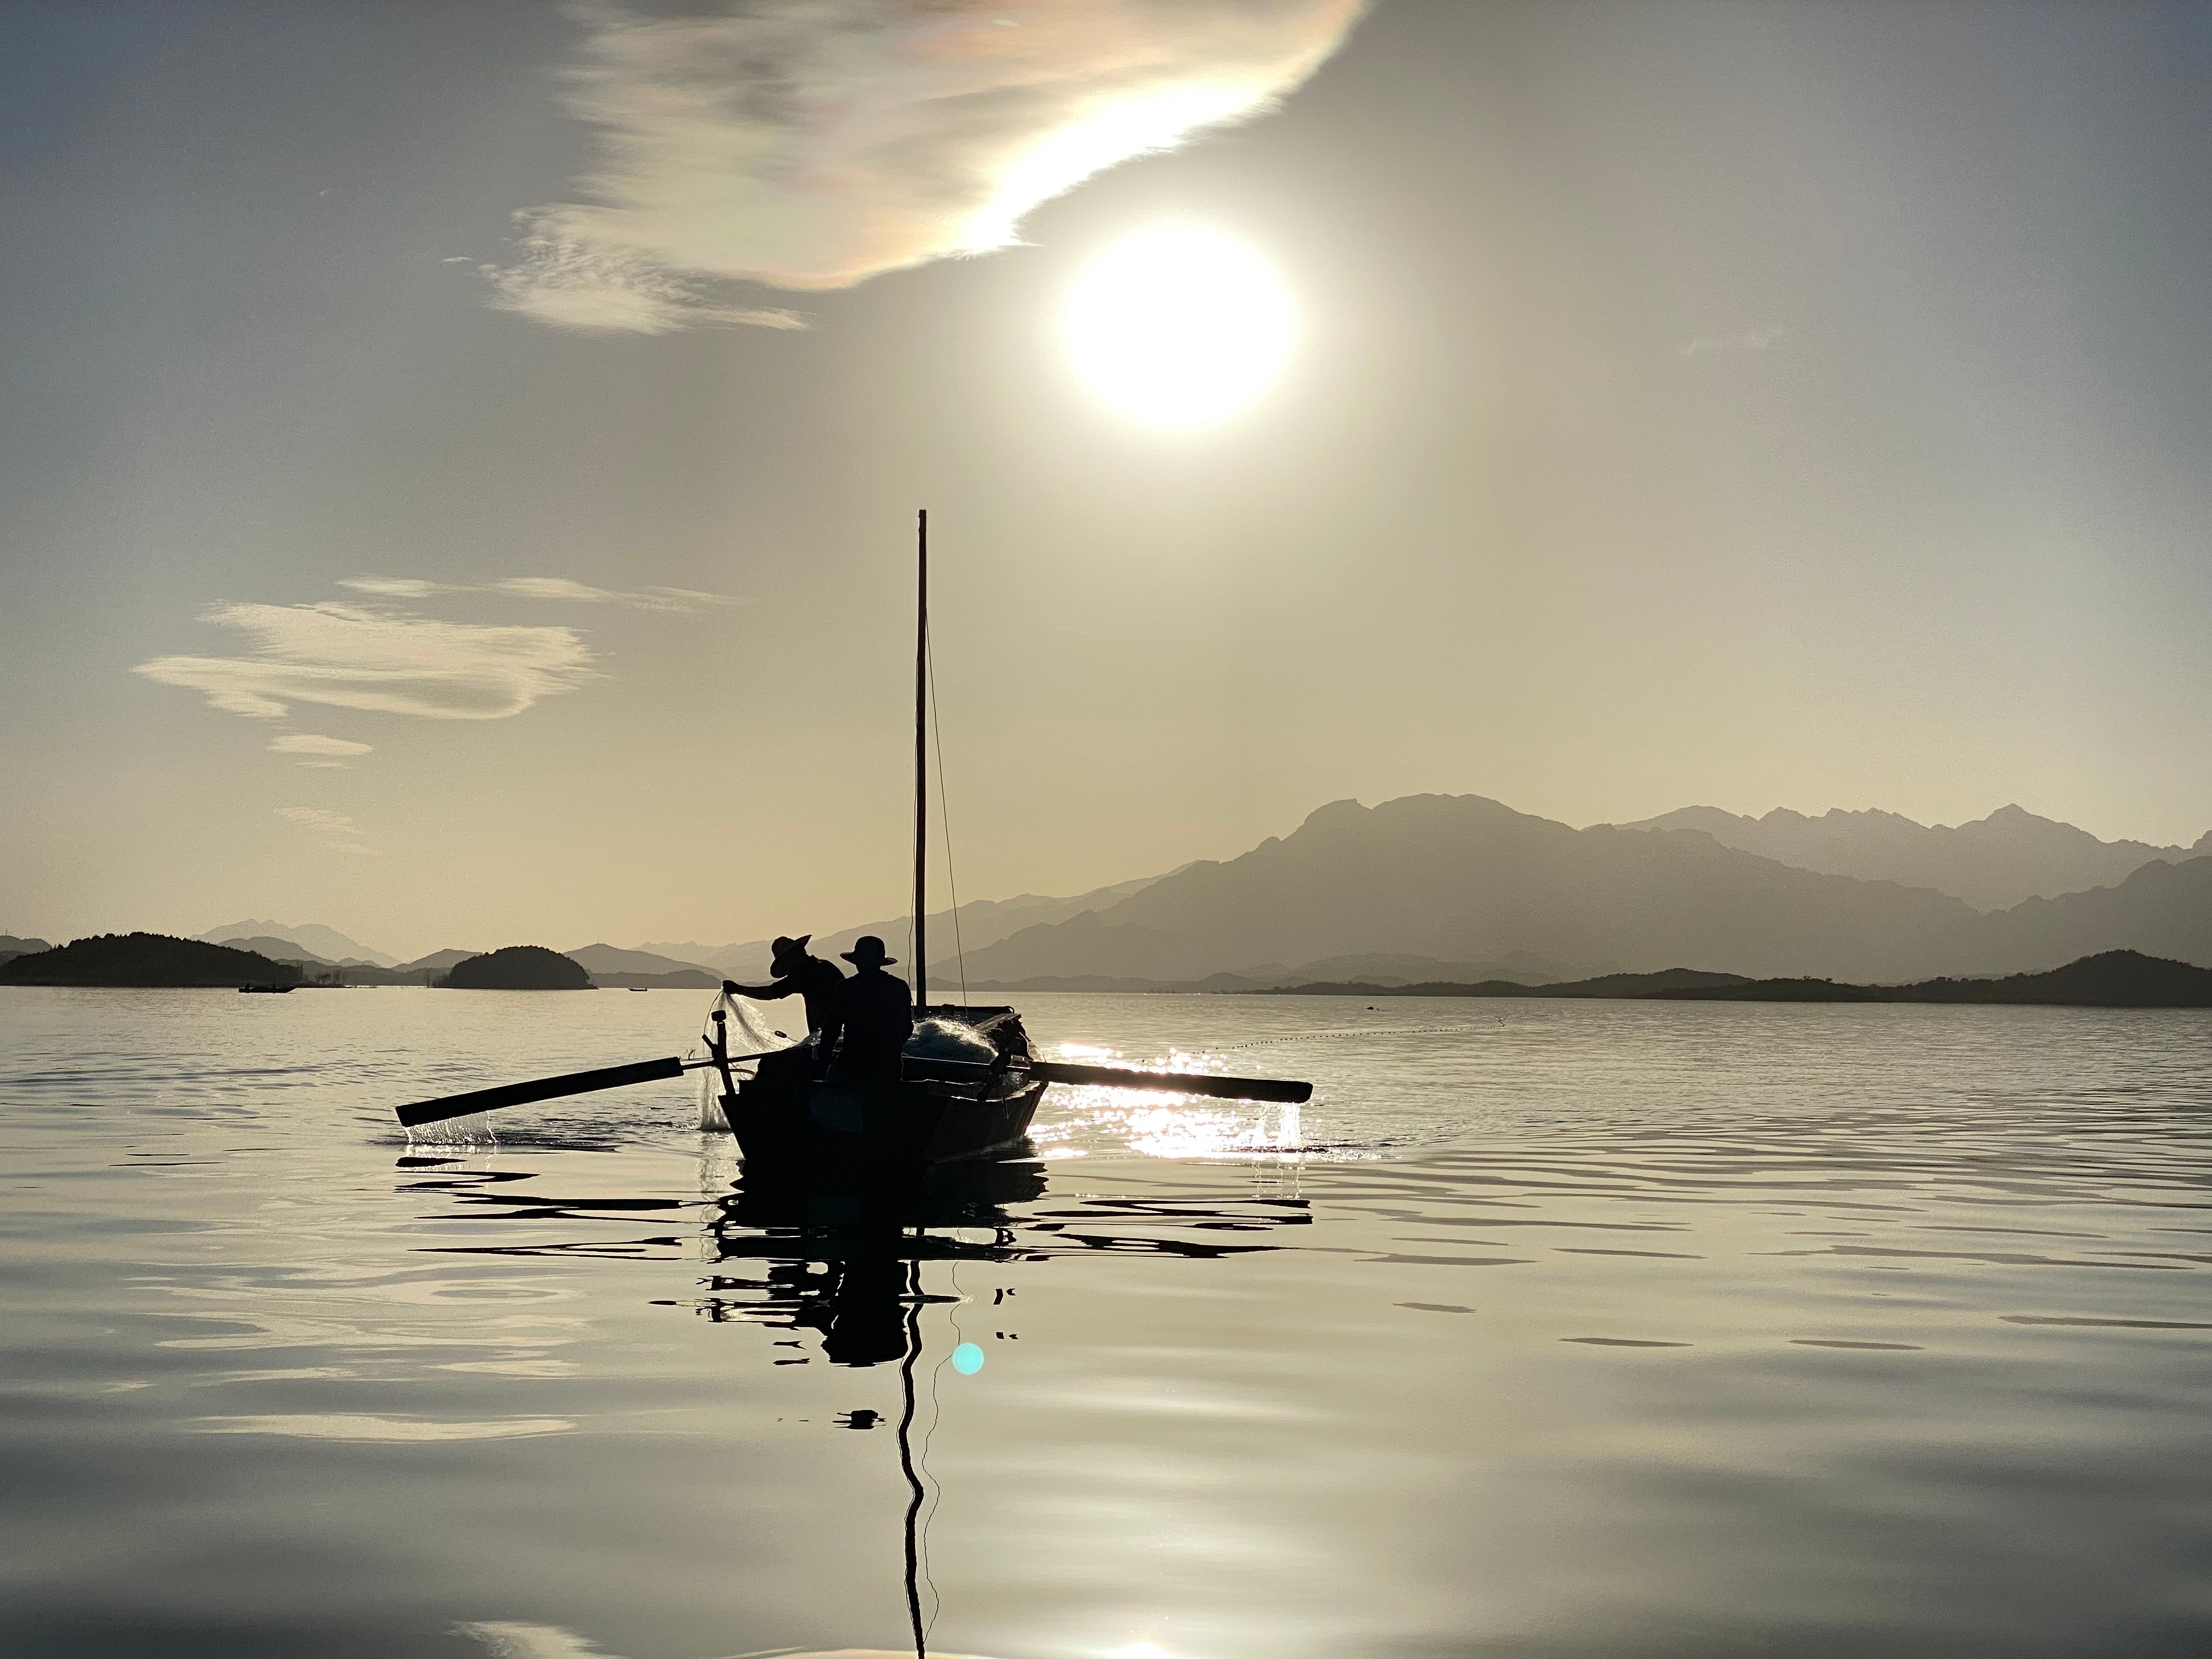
396;1055;686;1128
1032;1060;1312;1104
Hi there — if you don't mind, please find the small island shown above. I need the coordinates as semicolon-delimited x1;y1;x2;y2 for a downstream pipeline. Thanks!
0;932;298;988
439;946;593;990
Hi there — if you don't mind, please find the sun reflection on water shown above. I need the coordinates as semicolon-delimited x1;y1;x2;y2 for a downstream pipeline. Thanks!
1037;1043;1313;1160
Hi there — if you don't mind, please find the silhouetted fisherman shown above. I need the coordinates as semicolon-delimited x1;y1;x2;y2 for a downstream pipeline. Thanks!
723;935;845;1077
832;935;913;1086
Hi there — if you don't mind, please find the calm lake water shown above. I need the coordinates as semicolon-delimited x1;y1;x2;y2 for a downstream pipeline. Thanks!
3;986;2211;1658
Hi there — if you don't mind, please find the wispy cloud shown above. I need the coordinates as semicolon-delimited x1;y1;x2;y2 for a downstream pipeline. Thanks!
137;603;597;721
1680;323;1787;358
456;1622;619;1659
337;575;731;612
276;805;381;856
277;806;359;833
269;733;374;763
486;0;1368;334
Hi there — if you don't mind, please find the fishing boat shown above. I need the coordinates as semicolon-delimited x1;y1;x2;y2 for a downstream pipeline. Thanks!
393;511;1310;1157
704;1002;1047;1169
698;512;1048;1170
238;982;295;994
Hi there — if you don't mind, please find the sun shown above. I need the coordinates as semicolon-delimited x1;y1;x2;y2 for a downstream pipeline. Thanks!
1063;225;1296;429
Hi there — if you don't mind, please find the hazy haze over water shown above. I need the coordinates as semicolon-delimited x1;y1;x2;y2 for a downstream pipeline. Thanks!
4;987;2211;1656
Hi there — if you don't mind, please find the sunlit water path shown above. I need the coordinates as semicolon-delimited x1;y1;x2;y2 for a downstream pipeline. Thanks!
3;988;2210;1657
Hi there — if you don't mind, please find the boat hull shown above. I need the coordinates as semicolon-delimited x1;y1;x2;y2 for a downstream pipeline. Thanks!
716;1004;1044;1170
726;1073;1046;1168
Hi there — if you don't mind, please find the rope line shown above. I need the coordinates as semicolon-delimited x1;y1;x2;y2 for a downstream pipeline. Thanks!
926;633;969;1009
917;1255;962;1641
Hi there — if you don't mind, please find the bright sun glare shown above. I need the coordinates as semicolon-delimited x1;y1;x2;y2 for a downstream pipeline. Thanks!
1064;226;1295;429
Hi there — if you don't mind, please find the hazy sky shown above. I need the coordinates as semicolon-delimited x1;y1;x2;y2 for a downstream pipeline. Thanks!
5;1;2211;960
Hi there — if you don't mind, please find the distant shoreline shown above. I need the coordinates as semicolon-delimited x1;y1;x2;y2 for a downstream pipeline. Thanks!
1235;951;2212;1009
8;936;2207;1009
965;950;2212;1009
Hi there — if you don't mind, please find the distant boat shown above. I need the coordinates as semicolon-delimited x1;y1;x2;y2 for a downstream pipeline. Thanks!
627;985;648;991
237;983;295;994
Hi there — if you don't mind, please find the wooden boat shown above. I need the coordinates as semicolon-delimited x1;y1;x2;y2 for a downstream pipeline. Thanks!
238;982;295;994
705;512;1048;1170
714;1006;1046;1169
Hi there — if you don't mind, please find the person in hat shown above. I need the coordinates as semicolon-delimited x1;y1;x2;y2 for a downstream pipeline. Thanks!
723;935;847;1076
831;935;912;1086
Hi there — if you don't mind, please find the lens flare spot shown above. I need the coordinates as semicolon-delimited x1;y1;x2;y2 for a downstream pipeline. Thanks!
951;1342;985;1375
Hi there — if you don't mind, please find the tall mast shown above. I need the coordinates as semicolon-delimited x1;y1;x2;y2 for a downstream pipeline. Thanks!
911;509;928;1009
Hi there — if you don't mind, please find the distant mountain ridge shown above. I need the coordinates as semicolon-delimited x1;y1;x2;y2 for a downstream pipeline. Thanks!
1612;803;2205;911
950;794;2212;988
201;919;397;969
640;871;1168;978
217;934;342;968
151;798;2211;992
565;944;716;977
0;935;53;967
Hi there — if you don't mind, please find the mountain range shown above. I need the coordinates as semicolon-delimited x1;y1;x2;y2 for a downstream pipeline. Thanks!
1612;804;2209;911
194;926;470;982
949;795;2212;986
78;794;2198;994
201;920;399;969
637;873;1166;979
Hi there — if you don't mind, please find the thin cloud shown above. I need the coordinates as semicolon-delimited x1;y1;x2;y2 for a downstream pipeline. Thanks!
338;575;732;612
1680;323;1788;358
269;733;374;758
137;602;597;721
456;1622;619;1659
277;806;359;833
486;0;1368;334
276;805;382;856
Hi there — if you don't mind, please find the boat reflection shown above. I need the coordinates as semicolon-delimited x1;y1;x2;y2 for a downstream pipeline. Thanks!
695;1155;1309;1360
702;1160;1046;1365
397;1148;1312;1331
696;1155;1308;1363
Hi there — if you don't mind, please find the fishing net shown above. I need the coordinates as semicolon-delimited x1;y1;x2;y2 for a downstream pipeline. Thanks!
904;1017;996;1064
692;989;807;1131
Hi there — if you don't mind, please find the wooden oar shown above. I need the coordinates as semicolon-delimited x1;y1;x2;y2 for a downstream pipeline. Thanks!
1031;1060;1311;1104
395;1052;1311;1130
394;1052;775;1129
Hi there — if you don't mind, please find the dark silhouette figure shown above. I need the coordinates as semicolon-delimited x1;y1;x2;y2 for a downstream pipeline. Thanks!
724;934;848;1075
833;935;913;1084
